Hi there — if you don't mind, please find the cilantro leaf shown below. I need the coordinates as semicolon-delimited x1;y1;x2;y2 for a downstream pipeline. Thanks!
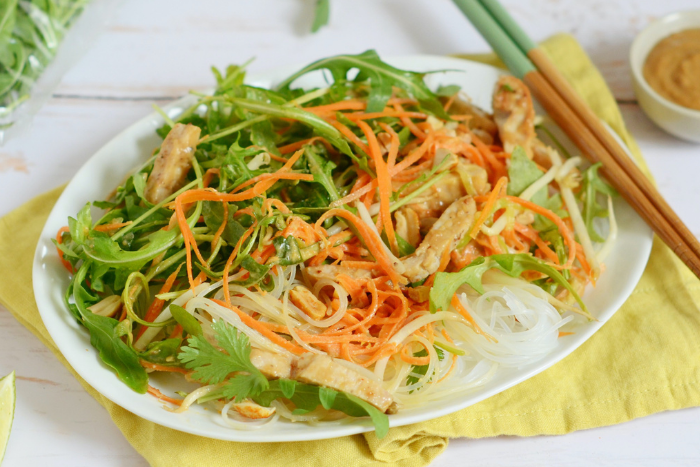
178;320;269;401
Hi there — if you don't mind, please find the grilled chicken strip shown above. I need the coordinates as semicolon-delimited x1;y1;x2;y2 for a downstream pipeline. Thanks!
401;196;477;283
291;353;394;412
250;349;293;379
406;163;488;219
306;265;373;282
144;123;201;204
249;350;395;412
492;76;536;158
441;95;498;145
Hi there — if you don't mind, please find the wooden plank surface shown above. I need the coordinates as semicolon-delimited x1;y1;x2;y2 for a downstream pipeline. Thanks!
1;1;699;465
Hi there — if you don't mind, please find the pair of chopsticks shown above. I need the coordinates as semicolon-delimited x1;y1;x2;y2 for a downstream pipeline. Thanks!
452;0;700;278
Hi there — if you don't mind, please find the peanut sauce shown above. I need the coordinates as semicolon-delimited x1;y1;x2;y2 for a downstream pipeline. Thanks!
644;29;700;111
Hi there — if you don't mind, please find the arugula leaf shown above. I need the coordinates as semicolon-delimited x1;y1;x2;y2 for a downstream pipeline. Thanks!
178;320;269;402
170;305;203;337
71;262;149;393
68;203;92;246
252;379;390;438
131;172;148;201
435;84;461;96
276;50;445;116
228;98;354;158
507;146;546;205
580;162;617;243
140;338;183;366
430;253;587;314
311;0;330;33
232;256;271;287
82;229;180;270
273;235;304;265
202;201;247;246
305;145;339;201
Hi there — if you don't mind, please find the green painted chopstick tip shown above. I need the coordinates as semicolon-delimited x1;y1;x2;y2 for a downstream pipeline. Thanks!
479;0;538;54
451;0;535;78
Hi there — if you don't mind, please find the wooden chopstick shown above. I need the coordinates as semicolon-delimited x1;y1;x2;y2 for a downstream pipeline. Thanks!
451;0;700;278
477;0;700;269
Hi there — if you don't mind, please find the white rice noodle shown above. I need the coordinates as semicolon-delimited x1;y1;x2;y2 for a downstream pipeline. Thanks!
280;287;323;354
164;383;223;413
270;400;328;422
393;335;440;396
373;311;470;381
355;200;406;274
326;221;348;236
596;195;617;263
451;285;573;367
221;400;280;430
185;296;292;356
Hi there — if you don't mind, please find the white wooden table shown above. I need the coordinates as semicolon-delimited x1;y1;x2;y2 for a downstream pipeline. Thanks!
1;1;699;465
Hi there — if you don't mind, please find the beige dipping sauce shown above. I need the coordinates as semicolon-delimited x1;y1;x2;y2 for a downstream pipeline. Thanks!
643;28;700;111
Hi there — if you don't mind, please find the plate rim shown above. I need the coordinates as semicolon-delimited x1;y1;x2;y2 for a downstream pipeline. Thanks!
32;54;653;442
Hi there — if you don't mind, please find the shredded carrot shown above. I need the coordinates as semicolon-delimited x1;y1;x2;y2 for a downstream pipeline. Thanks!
147;385;183;406
506;196;576;269
222;224;256;305
316;208;406;287
210;201;228;248
558;331;575;337
357;120;398;255
514;223;560;265
330;133;434;208
141;361;190;374
330;120;370;155
346;110;427;121
212;299;306;355
469;176;507;238
93;221;132;232
55;226;74;273
135;263;184;340
451;294;496;342
400;342;430;366
394;102;426;139
472;134;506;182
231;172;313;194
202;168;220;188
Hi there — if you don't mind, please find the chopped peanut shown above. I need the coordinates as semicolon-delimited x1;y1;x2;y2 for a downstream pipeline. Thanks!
289;285;327;320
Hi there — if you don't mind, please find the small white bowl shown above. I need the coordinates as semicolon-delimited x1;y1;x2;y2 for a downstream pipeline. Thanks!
630;10;700;143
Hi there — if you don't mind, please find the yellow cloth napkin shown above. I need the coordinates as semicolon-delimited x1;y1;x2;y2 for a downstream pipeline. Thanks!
1;34;699;467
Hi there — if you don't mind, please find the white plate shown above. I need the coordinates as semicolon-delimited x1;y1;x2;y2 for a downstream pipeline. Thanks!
33;56;653;442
